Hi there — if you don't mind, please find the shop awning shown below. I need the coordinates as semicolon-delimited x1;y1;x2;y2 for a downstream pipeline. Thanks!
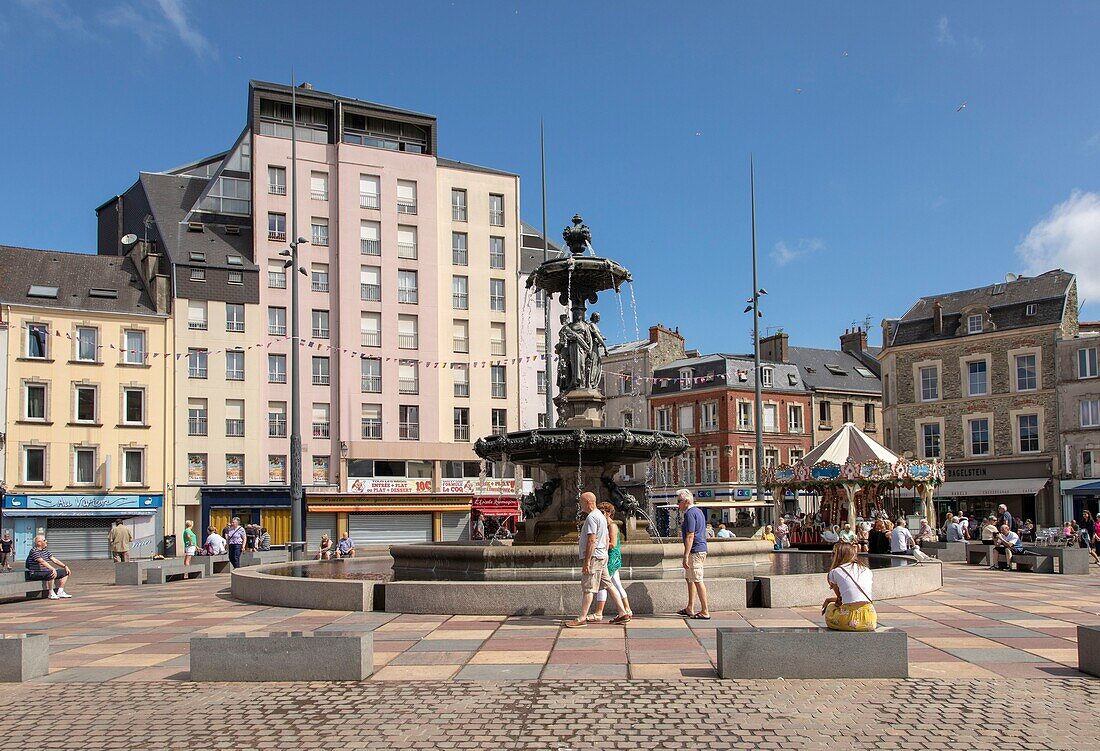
932;478;1049;498
1063;481;1100;495
0;508;155;518
657;500;772;509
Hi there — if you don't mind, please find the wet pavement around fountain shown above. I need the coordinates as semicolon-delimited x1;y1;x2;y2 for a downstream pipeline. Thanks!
2;562;1098;749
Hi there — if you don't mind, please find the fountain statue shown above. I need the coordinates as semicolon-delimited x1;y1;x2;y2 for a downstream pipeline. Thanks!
475;215;689;543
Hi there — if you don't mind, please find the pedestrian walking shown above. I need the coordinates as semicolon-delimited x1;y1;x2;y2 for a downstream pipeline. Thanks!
108;519;133;562
182;520;198;565
675;488;710;620
0;531;14;570
566;492;630;627
589;502;633;622
775;518;790;550
225;517;246;568
821;541;876;632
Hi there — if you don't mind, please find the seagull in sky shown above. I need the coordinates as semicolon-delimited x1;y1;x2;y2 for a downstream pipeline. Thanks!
794;88;803;94
694;131;703;137
956;101;968;112
841;50;849;57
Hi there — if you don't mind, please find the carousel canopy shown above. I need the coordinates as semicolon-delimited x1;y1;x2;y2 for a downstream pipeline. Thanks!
800;422;899;466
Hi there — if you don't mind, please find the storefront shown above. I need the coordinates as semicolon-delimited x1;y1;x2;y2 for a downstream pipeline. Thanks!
1060;480;1100;526
469;496;521;539
932;459;1055;526
200;487;292;545
1;493;163;560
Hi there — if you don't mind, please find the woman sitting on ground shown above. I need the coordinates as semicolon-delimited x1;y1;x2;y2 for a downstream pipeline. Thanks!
821;541;876;632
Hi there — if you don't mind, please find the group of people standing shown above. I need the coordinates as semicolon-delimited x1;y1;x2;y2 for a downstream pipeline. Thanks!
189;517;271;568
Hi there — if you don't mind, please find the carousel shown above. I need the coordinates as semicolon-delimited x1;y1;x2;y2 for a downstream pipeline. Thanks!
765;422;944;548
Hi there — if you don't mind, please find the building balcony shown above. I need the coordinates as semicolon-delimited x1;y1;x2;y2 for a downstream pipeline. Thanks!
489;210;504;226
361;422;381;440
312;328;329;339
398;333;418;350
269;230;287;242
400;423;420;440
491;425;507;437
361;331;381;347
268;272;286;289
225;419;245;437
452;294;468;310
188;320;207;331
269;372;287;384
268;420;287;438
269;325;286;336
491;384;506;399
701;470;720;484
226;369;244;381
360;193;380;209
311;233;328;247
269;184;286;196
360;284;381;302
490;342;506;357
226;321;245;333
397;242;417;259
454;382;469;398
311;280;329;293
187;417;207;436
452;206;467;222
397;200;417;215
399;378;418;394
738;471;755;484
452;249;468;266
311;190;328;201
454;425;470;442
398;289;418;304
361;376;381;393
489;253;505;269
453;337;469;353
189;367;207;379
312;421;330;438
360;239;381;255
312;374;330;386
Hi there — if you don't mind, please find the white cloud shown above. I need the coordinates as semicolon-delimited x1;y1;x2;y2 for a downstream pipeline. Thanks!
16;0;92;37
935;16;954;45
1016;191;1100;302
771;238;824;267
154;0;214;60
99;3;158;47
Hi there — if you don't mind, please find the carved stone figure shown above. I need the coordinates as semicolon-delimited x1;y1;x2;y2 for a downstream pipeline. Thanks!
556;314;594;392
587;312;608;390
521;478;560;518
602;476;641;518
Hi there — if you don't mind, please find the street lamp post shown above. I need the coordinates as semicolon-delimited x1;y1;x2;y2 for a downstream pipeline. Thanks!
288;76;306;558
744;158;768;515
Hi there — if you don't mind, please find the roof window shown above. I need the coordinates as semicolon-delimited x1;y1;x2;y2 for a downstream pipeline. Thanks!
225;225;241;235
787;373;799;386
825;364;848;376
88;288;118;298
854;366;875;378
27;285;58;299
189;251;206;262
187;222;204;233
991;283;1005;295
227;255;243;266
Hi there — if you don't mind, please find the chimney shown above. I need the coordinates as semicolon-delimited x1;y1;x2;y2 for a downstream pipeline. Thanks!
840;327;868;355
932;301;944;334
649;324;684;346
760;332;789;362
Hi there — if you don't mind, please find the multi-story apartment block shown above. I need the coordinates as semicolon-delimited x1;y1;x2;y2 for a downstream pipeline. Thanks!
518;222;566;430
603;325;687;487
1057;321;1100;521
648;353;813;526
880;270;1078;526
760;329;882;446
99;80;527;545
0;246;172;559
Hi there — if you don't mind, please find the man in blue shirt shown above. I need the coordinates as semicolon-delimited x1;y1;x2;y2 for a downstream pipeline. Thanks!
336;533;356;558
676;488;710;619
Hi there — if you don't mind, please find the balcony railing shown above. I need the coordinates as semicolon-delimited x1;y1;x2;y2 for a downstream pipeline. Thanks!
701;470;720;484
187;417;208;436
397;199;417;214
312;328;329;339
738;470;755;484
188;320;207;331
311;190;328;201
397;242;417;259
454;382;469;397
453;337;469;353
452;205;467;221
312;421;330;438
268;272;286;289
452;249;468;265
454;425;470;441
399;377;418;394
361;331;381;347
313;373;330;386
491;384;506;399
360;193;380;209
489;210;504;226
398;333;418;349
189;366;207;379
360;239;381;255
225;419;245;437
452;293;468;310
269;324;287;336
398;288;418;304
226;369;244;381
269;184;286;196
537;383;546;395
491;424;507;437
268;230;286;242
226;321;245;333
361;376;381;393
311;231;328;247
311;279;329;292
360;283;381;302
490;341;506;356
489;253;505;269
400;423;420;440
361;421;381;440
490;296;505;311
269;371;287;384
268;419;287;438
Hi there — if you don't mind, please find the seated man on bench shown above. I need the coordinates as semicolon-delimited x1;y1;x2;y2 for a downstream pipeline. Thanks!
991;524;1023;570
26;534;73;599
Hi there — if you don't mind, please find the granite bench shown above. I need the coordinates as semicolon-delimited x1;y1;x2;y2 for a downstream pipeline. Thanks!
1009;554;1048;573
967;546;991;566
0;633;49;682
239;550;288;567
1025;546;1091;575
716;627;908;679
197;554;231;576
1078;626;1100;678
115;560;168;586
918;541;968;562
190;631;373;681
146;562;206;584
0;571;53;602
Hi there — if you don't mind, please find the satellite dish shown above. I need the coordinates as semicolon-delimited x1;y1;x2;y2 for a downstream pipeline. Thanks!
1005;273;1018;283
121;234;138;246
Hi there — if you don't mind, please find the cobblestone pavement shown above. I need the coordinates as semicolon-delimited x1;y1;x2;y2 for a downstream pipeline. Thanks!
1;562;1098;748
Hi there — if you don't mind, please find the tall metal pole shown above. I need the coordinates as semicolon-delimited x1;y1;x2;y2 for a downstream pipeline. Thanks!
540;120;554;427
751;157;765;510
289;74;305;552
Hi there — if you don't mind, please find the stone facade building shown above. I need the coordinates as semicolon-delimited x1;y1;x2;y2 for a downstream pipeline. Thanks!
602;324;687;488
880;270;1078;526
1056;321;1100;521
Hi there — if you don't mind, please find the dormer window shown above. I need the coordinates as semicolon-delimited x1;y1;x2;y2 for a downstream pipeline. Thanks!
967;314;983;334
679;368;693;390
1025;303;1037;317
761;366;774;387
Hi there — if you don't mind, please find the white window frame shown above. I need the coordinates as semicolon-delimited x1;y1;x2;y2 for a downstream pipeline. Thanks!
966;414;993;457
760;367;773;387
1011;410;1042;454
1009;347;1040;393
74;384;98;425
23;381;48;422
75;326;99;362
122;387;145;426
1078;347;1098;379
915;362;941;402
121;447;146;486
918;420;943;459
1081;398;1100;429
73;446;97;486
963;356;990;397
967;314;984;334
23;445;47;484
26;323;49;359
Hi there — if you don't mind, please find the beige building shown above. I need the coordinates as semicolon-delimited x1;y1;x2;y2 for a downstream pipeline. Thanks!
0;245;173;559
1057;321;1100;522
880;270;1077;525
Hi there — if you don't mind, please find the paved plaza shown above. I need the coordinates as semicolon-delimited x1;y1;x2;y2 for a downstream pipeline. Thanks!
1;563;1099;749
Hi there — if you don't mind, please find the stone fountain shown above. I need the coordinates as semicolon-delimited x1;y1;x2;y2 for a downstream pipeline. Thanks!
474;215;689;544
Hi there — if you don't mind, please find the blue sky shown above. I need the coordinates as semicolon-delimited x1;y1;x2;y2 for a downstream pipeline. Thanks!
2;1;1099;352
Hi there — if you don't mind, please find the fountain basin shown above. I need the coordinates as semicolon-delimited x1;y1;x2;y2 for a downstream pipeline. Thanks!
474;427;689;466
524;255;632;302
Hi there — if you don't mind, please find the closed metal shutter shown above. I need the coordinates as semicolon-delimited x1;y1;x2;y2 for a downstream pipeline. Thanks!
306;512;336;551
441;511;470;542
44;518;113;560
348;513;432;544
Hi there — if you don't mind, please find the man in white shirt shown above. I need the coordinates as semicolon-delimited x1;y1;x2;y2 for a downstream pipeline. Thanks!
566;492;629;627
991;524;1023;570
890;520;916;555
958;514;971;540
204;527;227;555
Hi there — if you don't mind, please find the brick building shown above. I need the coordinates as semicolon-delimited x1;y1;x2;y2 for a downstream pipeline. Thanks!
880;270;1078;526
1056;321;1100;522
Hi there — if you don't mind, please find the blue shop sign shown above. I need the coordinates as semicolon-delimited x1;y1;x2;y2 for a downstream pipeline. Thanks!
695;489;715;499
3;494;163;510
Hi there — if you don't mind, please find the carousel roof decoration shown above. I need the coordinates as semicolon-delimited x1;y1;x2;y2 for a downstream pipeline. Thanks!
767;422;944;489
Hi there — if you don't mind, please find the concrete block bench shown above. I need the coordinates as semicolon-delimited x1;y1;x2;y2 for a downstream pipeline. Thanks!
967;546;992;566
146;562;206;584
919;541;968;562
190;631;373;681
1026;546;1091;575
0;572;53;602
0;634;49;682
1079;626;1100;678
239;550;288;567
1010;553;1050;573
716;627;908;679
115;560;166;586
197;554;231;576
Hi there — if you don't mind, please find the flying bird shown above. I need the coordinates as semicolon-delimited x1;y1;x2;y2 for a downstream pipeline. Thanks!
956;101;968;112
694;131;702;137
794;87;803;94
841;50;849;57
